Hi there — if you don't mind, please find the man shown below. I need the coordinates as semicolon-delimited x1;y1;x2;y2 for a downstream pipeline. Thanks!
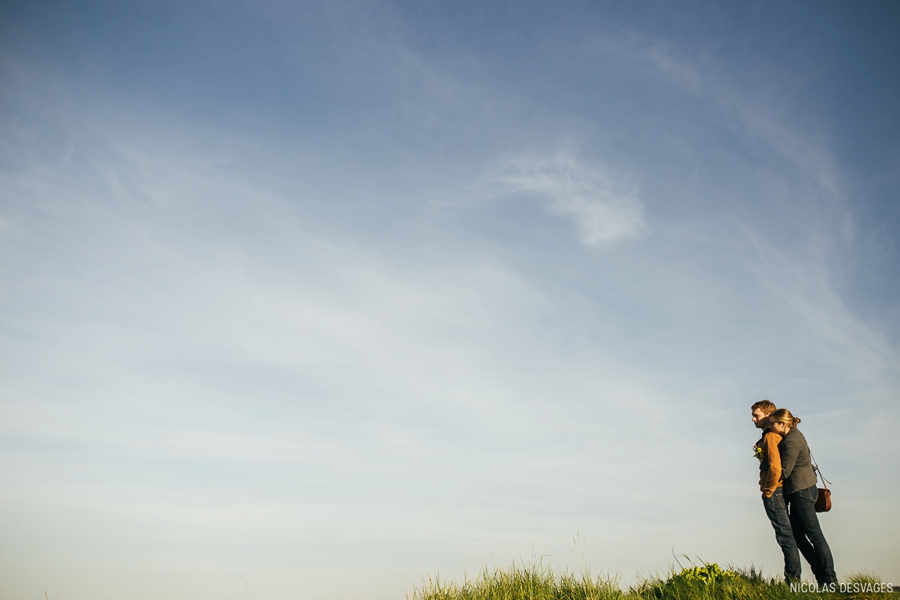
752;399;801;582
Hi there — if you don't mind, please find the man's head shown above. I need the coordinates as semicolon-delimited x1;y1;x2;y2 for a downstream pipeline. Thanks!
751;399;776;429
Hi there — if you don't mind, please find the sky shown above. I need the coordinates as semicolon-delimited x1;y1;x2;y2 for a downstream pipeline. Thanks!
1;1;899;598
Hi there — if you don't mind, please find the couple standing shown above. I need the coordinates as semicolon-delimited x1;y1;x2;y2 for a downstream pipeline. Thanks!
751;400;836;585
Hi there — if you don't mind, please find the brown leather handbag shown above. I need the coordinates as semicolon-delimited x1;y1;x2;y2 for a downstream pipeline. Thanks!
812;452;832;513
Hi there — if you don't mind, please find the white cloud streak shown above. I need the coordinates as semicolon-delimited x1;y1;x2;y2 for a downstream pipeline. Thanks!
495;151;647;246
612;34;840;196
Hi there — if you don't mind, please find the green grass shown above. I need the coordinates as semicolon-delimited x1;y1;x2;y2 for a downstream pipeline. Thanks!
408;560;893;600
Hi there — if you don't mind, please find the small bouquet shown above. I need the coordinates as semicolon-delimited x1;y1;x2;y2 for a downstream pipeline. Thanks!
753;443;764;461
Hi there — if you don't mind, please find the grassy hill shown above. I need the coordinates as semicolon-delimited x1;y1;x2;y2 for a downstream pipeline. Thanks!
408;560;893;599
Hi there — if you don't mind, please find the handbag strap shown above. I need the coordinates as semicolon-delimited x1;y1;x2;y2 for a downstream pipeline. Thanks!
809;450;832;491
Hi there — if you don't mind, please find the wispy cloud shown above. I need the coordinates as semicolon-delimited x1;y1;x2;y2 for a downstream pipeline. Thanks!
494;151;647;246
612;33;840;195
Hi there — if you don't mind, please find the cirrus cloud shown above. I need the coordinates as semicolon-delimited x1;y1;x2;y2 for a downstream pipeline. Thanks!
495;151;647;246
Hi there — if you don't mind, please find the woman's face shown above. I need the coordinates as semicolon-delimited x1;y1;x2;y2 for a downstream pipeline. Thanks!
770;421;789;436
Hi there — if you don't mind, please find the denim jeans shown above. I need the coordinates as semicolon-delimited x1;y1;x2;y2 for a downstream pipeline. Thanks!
762;488;802;581
786;485;837;584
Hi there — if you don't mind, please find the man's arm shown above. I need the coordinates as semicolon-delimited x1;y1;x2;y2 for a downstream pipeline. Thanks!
761;432;781;497
780;432;799;480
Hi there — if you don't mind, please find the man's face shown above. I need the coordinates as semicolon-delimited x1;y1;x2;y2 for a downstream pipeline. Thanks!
751;408;770;429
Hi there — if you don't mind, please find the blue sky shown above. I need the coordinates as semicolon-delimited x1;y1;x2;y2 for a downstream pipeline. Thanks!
1;1;899;598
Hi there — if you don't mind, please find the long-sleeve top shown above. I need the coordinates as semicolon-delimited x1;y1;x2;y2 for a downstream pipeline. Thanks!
757;430;783;497
779;427;818;495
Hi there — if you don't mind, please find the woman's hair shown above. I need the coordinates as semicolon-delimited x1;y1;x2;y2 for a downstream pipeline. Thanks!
769;408;801;429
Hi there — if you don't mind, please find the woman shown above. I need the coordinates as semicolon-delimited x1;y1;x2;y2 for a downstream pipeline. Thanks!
770;408;837;586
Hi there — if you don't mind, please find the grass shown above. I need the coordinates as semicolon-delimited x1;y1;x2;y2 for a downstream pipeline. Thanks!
408;560;894;600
